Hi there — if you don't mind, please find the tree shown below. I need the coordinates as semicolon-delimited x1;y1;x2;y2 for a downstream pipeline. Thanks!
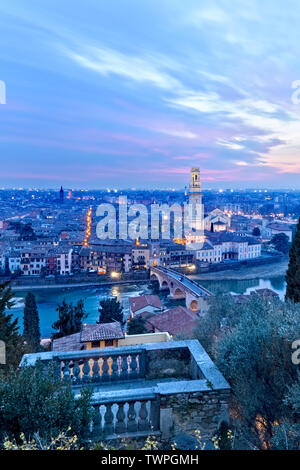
19;222;36;241
252;227;261;237
271;372;300;449
286;217;300;303
150;280;160;295
23;292;41;352
216;296;299;449
270;233;290;254
0;361;93;443
192;293;240;358
128;316;147;335
0;282;24;370
98;297;124;325
52;299;88;339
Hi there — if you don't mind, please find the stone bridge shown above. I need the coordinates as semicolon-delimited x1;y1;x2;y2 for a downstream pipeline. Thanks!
150;266;212;315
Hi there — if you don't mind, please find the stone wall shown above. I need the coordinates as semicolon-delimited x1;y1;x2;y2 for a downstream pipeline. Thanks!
160;388;231;440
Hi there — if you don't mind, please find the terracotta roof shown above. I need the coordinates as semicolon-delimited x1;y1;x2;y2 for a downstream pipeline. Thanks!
129;295;163;313
253;288;279;298
233;294;250;304
52;332;82;352
267;223;291;231
80;322;124;342
146;306;198;336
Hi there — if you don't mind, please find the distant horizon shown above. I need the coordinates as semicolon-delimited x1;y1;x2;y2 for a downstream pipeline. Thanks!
1;186;300;192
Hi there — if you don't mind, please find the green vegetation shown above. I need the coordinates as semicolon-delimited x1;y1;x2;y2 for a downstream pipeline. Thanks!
9;221;36;241
286;217;300;303
23;292;41;352
0;362;93;445
193;293;300;449
52;299;88;339
0;282;24;370
127;316;147;335
270;232;290;254
98;297;124;325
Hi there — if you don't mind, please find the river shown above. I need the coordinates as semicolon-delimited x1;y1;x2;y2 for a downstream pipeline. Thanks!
10;273;286;338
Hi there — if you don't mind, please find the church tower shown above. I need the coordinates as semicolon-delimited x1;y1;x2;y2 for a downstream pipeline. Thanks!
186;168;205;246
59;186;64;203
188;167;202;206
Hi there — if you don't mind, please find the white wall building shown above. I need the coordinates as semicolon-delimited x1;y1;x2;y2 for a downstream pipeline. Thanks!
196;234;261;264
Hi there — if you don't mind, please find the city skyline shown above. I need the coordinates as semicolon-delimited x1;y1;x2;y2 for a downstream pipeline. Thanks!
1;1;300;188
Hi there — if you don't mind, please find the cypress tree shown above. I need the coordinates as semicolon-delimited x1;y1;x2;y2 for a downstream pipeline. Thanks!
52;299;87;339
0;281;24;369
98;297;124;325
286;218;300;303
23;292;41;352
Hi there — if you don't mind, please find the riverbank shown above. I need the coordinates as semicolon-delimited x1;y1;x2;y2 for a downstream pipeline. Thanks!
12;278;149;291
188;258;288;281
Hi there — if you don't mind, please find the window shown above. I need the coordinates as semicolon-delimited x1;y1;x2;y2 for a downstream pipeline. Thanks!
91;340;100;348
105;339;114;347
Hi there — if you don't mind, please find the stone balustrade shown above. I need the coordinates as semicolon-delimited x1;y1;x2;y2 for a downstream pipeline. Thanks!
89;391;160;439
20;340;231;442
57;349;146;384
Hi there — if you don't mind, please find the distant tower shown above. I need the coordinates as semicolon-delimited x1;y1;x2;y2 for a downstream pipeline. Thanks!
186;168;204;246
59;186;64;203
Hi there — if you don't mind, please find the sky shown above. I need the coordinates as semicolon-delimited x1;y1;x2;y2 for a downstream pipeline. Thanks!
0;0;300;189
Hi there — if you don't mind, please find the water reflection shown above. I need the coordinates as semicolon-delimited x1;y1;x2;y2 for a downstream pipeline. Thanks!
194;276;286;300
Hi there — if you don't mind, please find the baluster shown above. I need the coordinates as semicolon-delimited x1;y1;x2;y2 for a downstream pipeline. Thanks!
82;359;91;383
92;358;100;382
72;361;81;384
139;351;146;378
63;360;70;381
120;355;129;380
130;354;138;379
92;405;102;437
127;402;138;433
138;401;150;431
115;403;126;434
111;356;119;381
150;396;160;431
103;404;115;436
102;357;110;382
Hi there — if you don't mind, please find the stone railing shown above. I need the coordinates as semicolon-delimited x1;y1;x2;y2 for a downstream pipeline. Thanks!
56;348;146;384
88;390;160;440
20;340;231;442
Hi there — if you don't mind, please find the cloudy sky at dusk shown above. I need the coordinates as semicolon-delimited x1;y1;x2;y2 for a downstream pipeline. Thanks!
0;0;300;189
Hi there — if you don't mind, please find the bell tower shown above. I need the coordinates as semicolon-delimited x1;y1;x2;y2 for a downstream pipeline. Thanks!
188;167;202;206
186;167;204;246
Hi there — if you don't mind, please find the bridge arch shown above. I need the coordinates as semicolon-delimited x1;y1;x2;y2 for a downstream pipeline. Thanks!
173;287;185;299
189;300;199;311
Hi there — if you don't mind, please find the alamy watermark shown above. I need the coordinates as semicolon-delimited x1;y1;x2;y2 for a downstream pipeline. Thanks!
291;80;300;104
0;80;6;104
0;340;6;365
291;339;300;365
95;196;205;245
